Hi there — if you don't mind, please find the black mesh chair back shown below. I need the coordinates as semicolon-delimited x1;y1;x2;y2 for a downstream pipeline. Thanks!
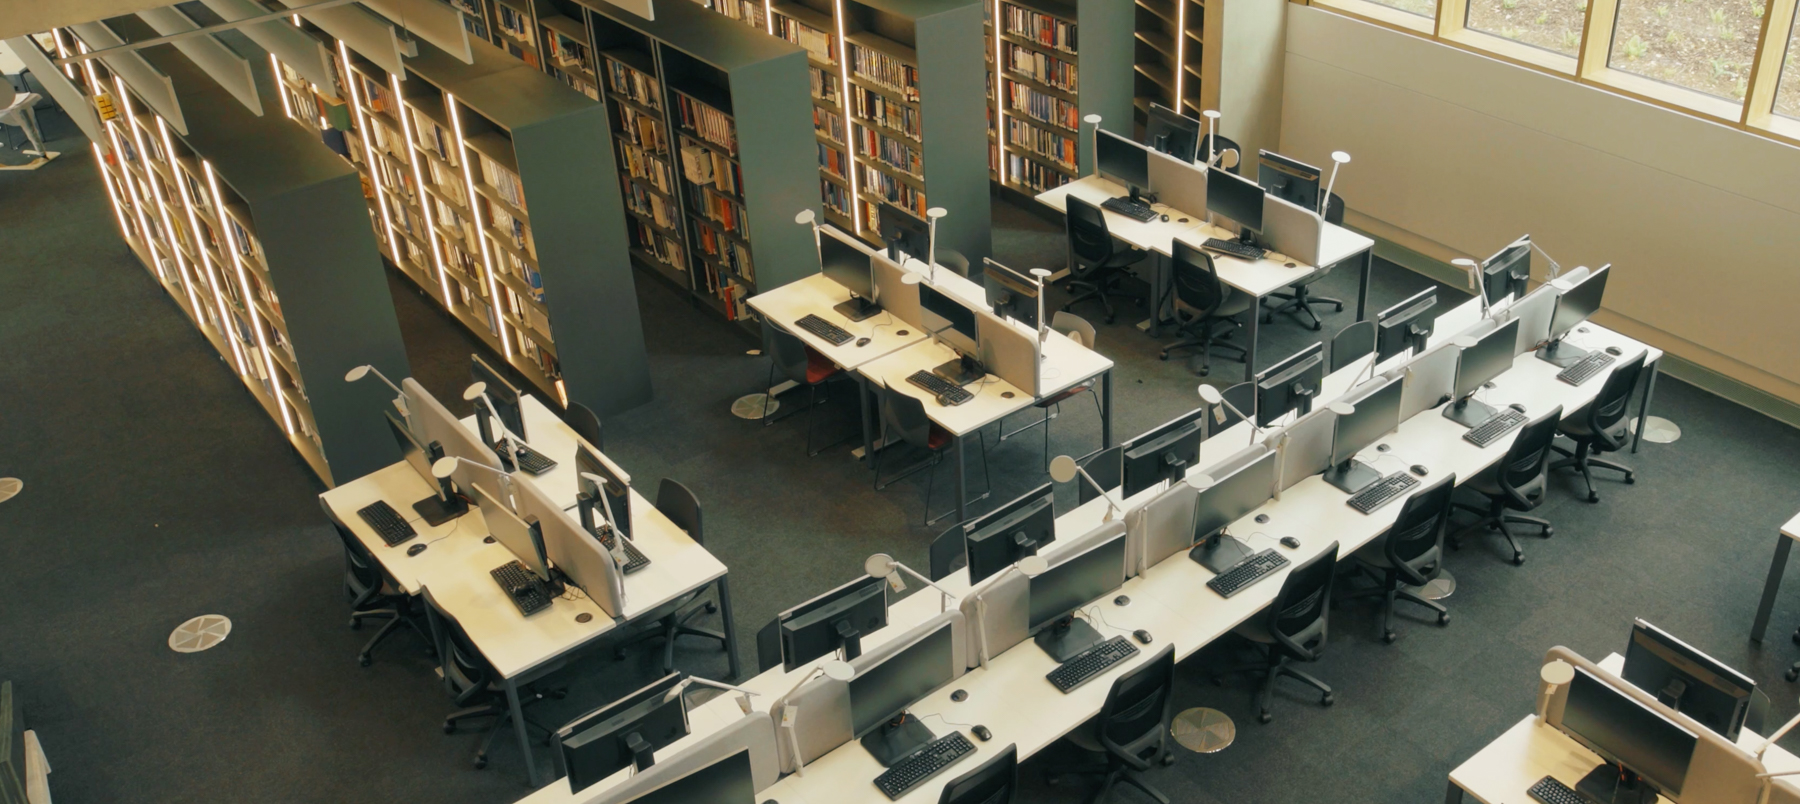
422;585;494;701
654;478;703;547
1324;193;1345;226
1217;382;1255;430
1382;477;1456;587
879;382;935;451
762;322;813;387
929;524;967;581
1078;446;1123;506
1500;407;1563;508
1170;240;1229;317
1268;543;1338;661
939;250;971;278
1197;133;1242;174
567;402;603;451
1586;354;1646;448
938;743;1018;804
333;522;384;599
755;618;782;673
1329;320;1376;372
1065;197;1115;277
1096;645;1176;760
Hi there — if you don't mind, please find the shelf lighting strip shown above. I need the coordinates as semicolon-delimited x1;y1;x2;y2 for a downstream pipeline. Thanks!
271;55;295;118
832;0;861;233
92;143;135;240
161;114;249;377
207;159;297;437
391;74;455;305
446;92;513;359
116;75;205;319
994;0;1006;186
1173;0;1186;108
334;43;402;273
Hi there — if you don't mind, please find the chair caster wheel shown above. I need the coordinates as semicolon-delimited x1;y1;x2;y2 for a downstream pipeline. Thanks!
551;689;568;699
1512;553;1525;566
444;723;456;735
1625;476;1636;484
1543;527;1554;538
1585;493;1599;503
359;654;372;668
474;757;488;770
1439;611;1452;626
1788;667;1800;682
1258;711;1272;724
1105;315;1116;324
1321;693;1334;707
1198;367;1210;377
613;650;627;660
1309;321;1322;332
1382;631;1397;644
1159;352;1169;361
1211;675;1224;686
350;620;362;631
1791;629;1800;646
706;602;719;614
1162;753;1177;766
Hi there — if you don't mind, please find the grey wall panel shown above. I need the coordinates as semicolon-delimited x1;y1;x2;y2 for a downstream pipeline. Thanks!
914;2;991;268
1075;0;1133;175
729;50;821;291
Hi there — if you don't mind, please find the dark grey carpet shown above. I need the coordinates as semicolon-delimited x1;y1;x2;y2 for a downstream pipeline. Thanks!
5;122;1800;804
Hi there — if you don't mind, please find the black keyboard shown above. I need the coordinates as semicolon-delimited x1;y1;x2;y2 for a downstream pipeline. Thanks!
1464;407;1528;448
491;561;553;615
1201;238;1267;261
1346;472;1420;514
1557;351;1615;386
357;500;416;546
872;732;976;800
1206;549;1290;598
1527;775;1584;804
597;525;651;574
497;441;557;475
1101;196;1159;222
1046;635;1141;693
907;370;973;406
796;313;853;345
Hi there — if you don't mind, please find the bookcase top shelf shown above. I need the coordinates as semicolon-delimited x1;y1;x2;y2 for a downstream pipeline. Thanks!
578;0;806;70
407;36;597;132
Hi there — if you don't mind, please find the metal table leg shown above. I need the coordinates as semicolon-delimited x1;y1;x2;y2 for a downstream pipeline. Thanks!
1633;357;1660;454
1101;369;1114;448
1356;250;1373;321
1751;534;1793;643
505;678;540;786
857;375;876;468
717;574;742;680
1444;781;1465;804
1243;296;1262;382
955;434;968;525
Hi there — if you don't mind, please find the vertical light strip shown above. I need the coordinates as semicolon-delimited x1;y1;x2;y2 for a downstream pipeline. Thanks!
833;0;861;233
163;117;250;376
338;43;402;272
97;71;160;279
447;92;513;357
764;0;775;35
53;29;75;79
994;0;1006;186
94;143;134;238
1173;0;1187;108
207;160;296;436
118;78;204;318
272;55;295;119
393;74;455;304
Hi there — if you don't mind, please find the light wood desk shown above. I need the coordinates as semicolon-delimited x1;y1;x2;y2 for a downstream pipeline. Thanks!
745;272;929;372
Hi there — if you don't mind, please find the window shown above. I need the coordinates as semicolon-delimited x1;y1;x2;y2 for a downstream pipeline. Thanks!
1607;0;1761;101
1465;0;1586;56
1775;11;1800;118
1361;0;1438;17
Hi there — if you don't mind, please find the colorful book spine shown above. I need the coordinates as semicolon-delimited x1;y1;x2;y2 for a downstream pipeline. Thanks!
848;42;920;102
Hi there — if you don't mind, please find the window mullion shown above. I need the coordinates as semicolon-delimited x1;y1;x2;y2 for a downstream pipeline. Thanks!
1742;0;1798;127
1575;0;1618;79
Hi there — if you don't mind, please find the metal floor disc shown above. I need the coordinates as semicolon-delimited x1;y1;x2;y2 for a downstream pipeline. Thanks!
1630;416;1681;444
0;478;19;503
169;615;232;653
1171;707;1235;753
731;394;778;420
1402;569;1456;601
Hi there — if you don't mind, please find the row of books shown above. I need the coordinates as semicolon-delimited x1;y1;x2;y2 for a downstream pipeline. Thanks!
504;41;540;69
628;218;688;272
496;4;532;41
848;42;920;102
1005;44;1077;93
618;105;668;153
674;92;738;156
479;155;527;212
775;14;836;64
689;185;749;238
1006;152;1071;192
713;276;753;322
852;87;921;141
460;8;489;41
678;137;745;196
556;68;600;101
859;165;927;217
545;30;591;73
1006;83;1080;131
624;179;682;231
814;107;845;144
1000;2;1077;53
486;201;534;258
499;250;547;304
1005;118;1077;170
693;224;756;285
605;56;664;111
821;176;853;217
854;123;923;178
809;66;841;106
817;142;849;178
410;108;459;167
617;141;676;195
697;0;767;29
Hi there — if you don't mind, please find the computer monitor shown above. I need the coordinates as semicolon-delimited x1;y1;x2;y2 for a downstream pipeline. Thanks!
1144;103;1199;162
849;619;960;766
472;482;551;584
1557;666;1697;803
777;576;888;671
963;483;1055;585
384;409;466;525
557;673;689;791
1207;168;1265;240
472;353;526;446
1323;375;1403;494
982;258;1039;330
1028;529;1128;662
1078;446;1123;506
1188;449;1278;573
576;444;632;541
821;226;881;322
1376;288;1437;362
1442;318;1520;428
1482;236;1531;306
1095;129;1149;191
1537;264;1610;367
1622;619;1755;741
1257;150;1322;213
621;749;756;804
919;283;984;385
1255;343;1324;427
879;202;931;265
1122;408;1207;499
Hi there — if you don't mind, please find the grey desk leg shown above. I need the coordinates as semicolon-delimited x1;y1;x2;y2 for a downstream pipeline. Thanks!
717;574;742;680
955;434;968;525
1357;250;1373;321
1444;781;1465;804
1751;534;1793;643
1243;299;1262;382
1150;252;1168;338
505;679;539;786
857;375;876;468
1633;358;1660;454
1101;370;1114;448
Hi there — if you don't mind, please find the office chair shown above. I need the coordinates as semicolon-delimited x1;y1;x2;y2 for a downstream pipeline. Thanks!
873;380;991;526
1196;133;1241;174
1063;196;1148;325
1047;645;1177;803
1262;193;1348;331
755;618;783;674
614;479;729;674
1159;241;1250;376
928;523;968;581
1550;353;1645;503
760;322;854;457
1323;193;1345;226
566;401;603;451
1452;406;1563;566
941;743;1018;804
1348;476;1456;643
422;586;564;770
1214;543;1339;724
332;522;422;667
999;311;1103;469
1329;320;1376;373
938;251;971;278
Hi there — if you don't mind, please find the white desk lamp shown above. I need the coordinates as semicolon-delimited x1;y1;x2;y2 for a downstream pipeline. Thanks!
1453;258;1491;318
1197;383;1266;441
794;208;820;247
464;382;525;468
1529;239;1564;281
1082;114;1102;176
1201;110;1222;166
1029;268;1053;343
865;553;957;612
924;207;947;282
667;675;762;715
777;658;857;778
431;455;515;508
1050;454;1121;522
1320;151;1350;218
344;364;404;397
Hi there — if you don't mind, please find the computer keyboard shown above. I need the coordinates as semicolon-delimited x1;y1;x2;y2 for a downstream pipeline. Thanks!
490;561;553;615
1206;549;1291;598
1557;351;1616;386
796;313;853;346
1200;238;1267;261
872;731;976;800
1346;472;1420;514
496;440;557;475
907;370;973;406
1463;407;1528;448
1046;635;1141;693
1101;196;1159;222
357;500;417;546
597;525;651;574
1527;775;1584;804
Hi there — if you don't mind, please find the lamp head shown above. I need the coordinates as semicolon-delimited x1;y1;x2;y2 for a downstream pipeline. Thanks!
345;365;372;382
1082;114;1102;125
1018;555;1050;577
1201;110;1221;121
823;660;856;682
864;553;898;579
1197;384;1225;406
431;457;459;479
901;272;923;285
1540;660;1575;686
1028;268;1052;280
1049;455;1080;484
1328;401;1355;417
794;209;816;226
1331;150;1352;165
1186;472;1216;491
1452;335;1480;349
1452;258;1480;290
926;207;947;220
463;381;488;402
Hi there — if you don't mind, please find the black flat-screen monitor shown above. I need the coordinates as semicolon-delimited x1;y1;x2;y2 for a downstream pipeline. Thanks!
1482;237;1531;305
1548;264;1610;343
1027;531;1128;663
848;621;958;740
880;202;931;265
623;750;756;804
1257;150;1322;213
575;444;631;540
982;258;1039;329
920;282;979;357
1207;168;1264;234
1559;667;1697;800
1453;319;1520;402
1622;619;1755;741
821;227;874;302
778;576;888;670
1324;376;1403;493
472;354;526;442
1144;103;1200;162
1255;343;1324;426
558;673;689;792
1193;449;1277;539
1122;408;1207;498
964;483;1055;584
1376;288;1437;361
1095;129;1149;190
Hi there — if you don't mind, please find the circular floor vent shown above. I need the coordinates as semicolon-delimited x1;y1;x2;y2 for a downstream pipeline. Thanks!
169;615;232;653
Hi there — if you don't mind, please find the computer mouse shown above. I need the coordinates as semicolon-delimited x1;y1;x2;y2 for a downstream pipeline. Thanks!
1411;465;1429;477
1280;536;1301;550
1133;630;1153;645
483;535;496;544
1160;213;1170;222
1509;402;1527;413
972;725;992;742
407;543;427;557
1255;514;1270;524
1606;346;1622;356
950;689;968;703
855;337;871;347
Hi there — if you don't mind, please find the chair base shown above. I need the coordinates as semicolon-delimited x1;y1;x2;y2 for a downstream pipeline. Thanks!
1064;270;1146;326
1214;647;1333;724
1262;287;1344;331
444;687;563;769
1450;500;1551;566
1160;318;1246;377
1343;566;1450;644
613;597;727;675
1550;441;1635;503
1046;764;1172;804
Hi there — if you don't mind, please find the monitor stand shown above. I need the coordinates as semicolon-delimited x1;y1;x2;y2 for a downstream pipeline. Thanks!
861;714;936;767
834;296;882;322
1035;615;1104;663
1573;762;1657;804
1535;337;1591;368
1442;395;1499;428
1324;458;1384;494
933;353;985;386
1189;531;1256;573
413;485;467;526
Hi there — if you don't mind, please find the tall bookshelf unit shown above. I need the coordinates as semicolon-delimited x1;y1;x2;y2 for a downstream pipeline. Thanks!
1132;0;1204;127
983;0;1131;194
58;26;411;485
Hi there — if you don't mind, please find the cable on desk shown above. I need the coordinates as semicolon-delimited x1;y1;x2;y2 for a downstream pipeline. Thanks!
418;514;468;549
916;711;975;730
1081;604;1126;637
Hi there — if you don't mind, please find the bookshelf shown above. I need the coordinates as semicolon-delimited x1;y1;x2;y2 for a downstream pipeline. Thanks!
1132;0;1204;125
984;0;1132;194
57;26;411;485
